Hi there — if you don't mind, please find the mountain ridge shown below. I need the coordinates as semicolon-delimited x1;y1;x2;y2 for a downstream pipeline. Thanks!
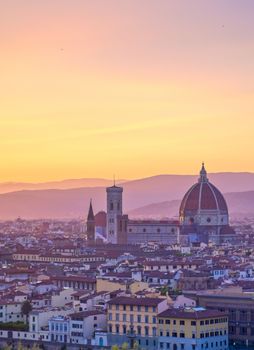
0;172;254;219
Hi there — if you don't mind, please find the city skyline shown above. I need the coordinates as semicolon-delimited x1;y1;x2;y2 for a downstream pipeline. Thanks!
1;1;254;182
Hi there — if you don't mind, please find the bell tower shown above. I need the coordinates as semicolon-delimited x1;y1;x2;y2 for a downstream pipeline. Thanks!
106;183;123;244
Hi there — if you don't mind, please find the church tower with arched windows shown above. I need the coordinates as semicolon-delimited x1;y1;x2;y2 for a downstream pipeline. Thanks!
106;184;123;243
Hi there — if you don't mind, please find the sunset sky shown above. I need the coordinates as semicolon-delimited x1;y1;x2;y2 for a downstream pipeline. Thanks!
1;0;254;182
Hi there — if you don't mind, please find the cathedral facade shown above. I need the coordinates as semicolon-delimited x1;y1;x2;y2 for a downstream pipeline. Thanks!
86;164;235;246
179;163;235;245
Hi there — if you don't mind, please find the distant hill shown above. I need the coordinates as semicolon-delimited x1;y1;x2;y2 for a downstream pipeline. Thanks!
128;191;254;219
0;172;254;219
0;178;126;194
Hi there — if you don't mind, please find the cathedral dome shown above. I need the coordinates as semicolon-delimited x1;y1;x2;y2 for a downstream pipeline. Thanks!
179;164;228;226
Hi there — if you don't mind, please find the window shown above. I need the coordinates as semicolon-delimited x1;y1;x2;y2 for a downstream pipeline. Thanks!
153;316;156;324
240;310;248;322
115;325;119;334
240;327;247;336
137;326;141;335
180;320;185;325
123;325;126;334
165;320;170;324
145;315;149;323
137;315;141;323
172;332;177;337
191;321;196;326
145;326;149;336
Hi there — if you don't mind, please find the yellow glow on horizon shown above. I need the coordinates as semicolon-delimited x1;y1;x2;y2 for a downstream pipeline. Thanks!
1;1;254;182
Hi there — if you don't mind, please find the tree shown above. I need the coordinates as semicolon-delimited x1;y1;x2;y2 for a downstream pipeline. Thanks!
2;345;12;350
112;345;119;350
21;300;33;323
160;286;168;296
133;342;140;350
122;343;129;350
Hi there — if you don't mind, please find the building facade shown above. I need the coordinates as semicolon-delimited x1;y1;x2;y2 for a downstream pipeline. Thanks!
192;289;254;348
157;307;228;350
49;315;70;343
127;220;179;245
107;296;168;350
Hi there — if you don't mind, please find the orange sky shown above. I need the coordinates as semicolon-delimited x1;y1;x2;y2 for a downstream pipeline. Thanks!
1;1;254;182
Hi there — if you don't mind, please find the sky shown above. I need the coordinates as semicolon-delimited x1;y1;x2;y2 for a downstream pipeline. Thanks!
1;0;254;182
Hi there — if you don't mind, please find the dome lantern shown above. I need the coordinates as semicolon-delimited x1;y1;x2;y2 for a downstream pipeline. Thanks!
199;162;208;183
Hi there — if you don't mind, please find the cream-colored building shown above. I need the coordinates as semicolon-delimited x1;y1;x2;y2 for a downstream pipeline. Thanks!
107;296;168;349
157;307;228;350
0;301;25;323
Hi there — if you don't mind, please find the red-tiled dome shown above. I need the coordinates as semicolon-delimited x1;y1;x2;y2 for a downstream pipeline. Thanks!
179;164;228;216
